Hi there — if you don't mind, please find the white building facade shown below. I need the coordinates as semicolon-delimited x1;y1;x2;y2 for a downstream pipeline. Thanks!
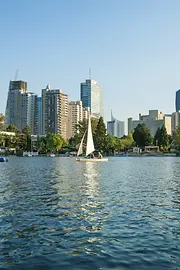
128;110;172;136
67;101;83;139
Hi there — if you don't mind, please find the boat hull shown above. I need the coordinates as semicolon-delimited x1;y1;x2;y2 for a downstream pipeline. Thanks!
76;157;108;162
0;157;8;162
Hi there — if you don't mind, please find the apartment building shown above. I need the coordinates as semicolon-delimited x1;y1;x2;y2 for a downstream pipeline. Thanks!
42;85;68;139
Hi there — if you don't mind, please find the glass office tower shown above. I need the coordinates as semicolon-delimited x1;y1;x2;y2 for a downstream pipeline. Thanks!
80;79;104;117
175;89;180;111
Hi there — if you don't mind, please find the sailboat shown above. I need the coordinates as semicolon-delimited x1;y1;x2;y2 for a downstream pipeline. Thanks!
76;116;108;162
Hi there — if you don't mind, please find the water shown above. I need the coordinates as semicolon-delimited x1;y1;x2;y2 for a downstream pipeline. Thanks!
0;156;180;270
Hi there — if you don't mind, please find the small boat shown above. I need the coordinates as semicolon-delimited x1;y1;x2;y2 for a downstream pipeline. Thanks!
0;157;8;162
76;116;108;162
49;153;55;157
76;157;108;162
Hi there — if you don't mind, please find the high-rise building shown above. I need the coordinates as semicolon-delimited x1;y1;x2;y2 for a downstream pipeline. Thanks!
107;112;125;138
82;106;90;120
67;101;91;139
35;97;42;135
21;92;37;133
42;85;68;139
128;110;172;135
171;111;180;134
175;90;180;111
67;101;83;139
80;79;103;118
5;80;37;133
5;80;27;127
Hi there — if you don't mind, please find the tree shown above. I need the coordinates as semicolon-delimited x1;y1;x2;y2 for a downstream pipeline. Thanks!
6;124;20;133
116;138;124;152
153;127;161;146
94;117;107;151
0;114;5;123
37;136;47;153
0;133;4;147
104;135;117;155
75;118;98;138
45;133;54;152
37;133;65;153
121;133;135;149
0;114;6;131
133;123;152;147
167;134;173;146
173;124;180;149
68;133;81;149
22;126;32;151
52;134;64;151
154;125;168;149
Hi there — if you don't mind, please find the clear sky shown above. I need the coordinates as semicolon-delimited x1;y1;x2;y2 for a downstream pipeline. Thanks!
1;0;180;130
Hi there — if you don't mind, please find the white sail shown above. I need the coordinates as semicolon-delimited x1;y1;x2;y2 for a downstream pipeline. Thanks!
77;131;86;156
86;116;95;156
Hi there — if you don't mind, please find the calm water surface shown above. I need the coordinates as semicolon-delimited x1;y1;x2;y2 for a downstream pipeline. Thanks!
0;156;179;269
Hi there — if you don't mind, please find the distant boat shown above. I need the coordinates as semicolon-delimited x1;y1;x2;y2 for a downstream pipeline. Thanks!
49;153;56;157
76;116;108;162
0;157;8;162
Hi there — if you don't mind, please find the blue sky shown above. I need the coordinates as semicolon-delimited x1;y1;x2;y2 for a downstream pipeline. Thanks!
1;0;180;129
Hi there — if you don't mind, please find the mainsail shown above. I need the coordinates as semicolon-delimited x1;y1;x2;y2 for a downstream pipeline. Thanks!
86;116;95;156
77;131;86;156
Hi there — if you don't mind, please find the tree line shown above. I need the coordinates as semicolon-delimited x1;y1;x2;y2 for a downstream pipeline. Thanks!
1;114;180;154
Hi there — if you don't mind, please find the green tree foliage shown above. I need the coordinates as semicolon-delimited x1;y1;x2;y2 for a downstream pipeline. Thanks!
16;134;27;151
104;135;117;154
94;117;107;151
37;133;65;153
173;124;180;149
0;134;4;146
167;134;173;147
6;124;20;133
121;133;135;149
0;114;5;123
0;132;17;148
37;136;47;153
153;127;160;146
68;133;81;149
22;126;32;151
115;138;124;152
0;114;6;131
133;123;152;147
52;134;64;151
154;125;168;149
75;118;98;137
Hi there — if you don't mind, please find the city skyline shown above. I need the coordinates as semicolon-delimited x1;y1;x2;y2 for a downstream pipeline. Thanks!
1;0;180;124
3;77;180;138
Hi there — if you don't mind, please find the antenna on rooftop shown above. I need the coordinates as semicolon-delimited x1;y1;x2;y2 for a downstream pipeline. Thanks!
14;69;19;81
89;68;91;79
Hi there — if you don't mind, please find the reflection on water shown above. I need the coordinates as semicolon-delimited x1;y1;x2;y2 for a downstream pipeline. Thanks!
83;162;100;198
0;156;179;269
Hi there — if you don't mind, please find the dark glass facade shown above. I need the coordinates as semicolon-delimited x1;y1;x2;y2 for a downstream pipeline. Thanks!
80;79;103;117
175;90;180;111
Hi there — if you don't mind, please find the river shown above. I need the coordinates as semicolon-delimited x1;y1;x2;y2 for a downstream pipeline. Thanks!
0;156;179;269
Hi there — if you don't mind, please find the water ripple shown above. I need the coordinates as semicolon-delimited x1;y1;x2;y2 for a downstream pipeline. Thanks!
0;156;180;269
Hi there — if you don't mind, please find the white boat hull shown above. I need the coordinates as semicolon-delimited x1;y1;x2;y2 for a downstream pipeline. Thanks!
76;157;108;162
